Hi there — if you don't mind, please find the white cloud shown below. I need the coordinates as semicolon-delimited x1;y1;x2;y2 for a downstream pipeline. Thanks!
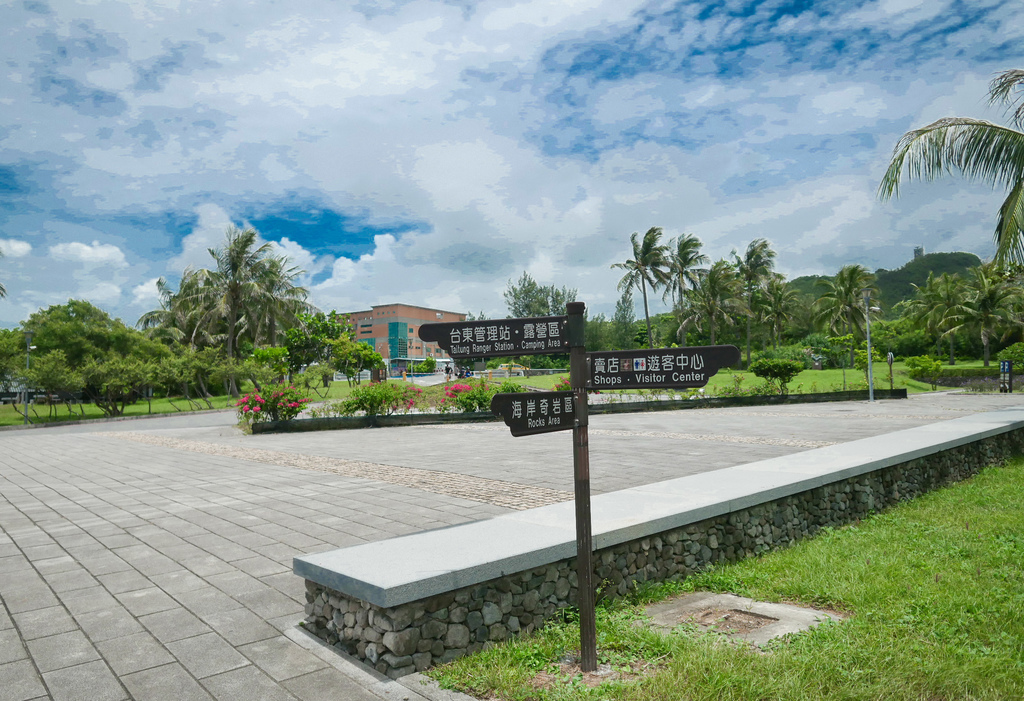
131;277;162;306
48;241;128;268
0;239;32;257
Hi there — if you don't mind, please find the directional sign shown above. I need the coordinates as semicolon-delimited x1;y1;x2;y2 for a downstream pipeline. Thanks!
587;344;740;390
490;391;575;437
419;316;569;359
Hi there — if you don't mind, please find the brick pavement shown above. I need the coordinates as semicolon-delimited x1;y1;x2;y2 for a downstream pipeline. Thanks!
1;391;1023;699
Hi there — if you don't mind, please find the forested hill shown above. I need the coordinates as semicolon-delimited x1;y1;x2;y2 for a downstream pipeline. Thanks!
873;252;982;310
789;251;982;312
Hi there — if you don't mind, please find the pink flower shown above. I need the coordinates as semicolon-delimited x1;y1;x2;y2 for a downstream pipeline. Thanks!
253;406;260;412
243;406;250;413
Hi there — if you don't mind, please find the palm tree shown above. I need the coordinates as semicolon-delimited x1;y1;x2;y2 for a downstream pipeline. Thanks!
138;274;216;348
904;272;968;365
680;260;744;345
181;227;309;395
663;234;708;346
761;277;799;350
813;264;877;368
733;239;777;365
879;69;1024;265
947;263;1022;366
611;227;670;348
244;255;312;347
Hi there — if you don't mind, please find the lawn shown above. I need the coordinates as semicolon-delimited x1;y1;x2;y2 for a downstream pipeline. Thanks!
429;458;1024;700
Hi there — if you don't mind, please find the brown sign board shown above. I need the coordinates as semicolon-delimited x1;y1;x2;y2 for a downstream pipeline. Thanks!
586;345;740;390
490;391;576;437
418;316;569;359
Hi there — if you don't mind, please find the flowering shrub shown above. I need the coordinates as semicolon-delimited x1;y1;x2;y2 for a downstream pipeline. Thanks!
236;384;311;425
437;381;496;413
552;376;571;392
338;382;422;416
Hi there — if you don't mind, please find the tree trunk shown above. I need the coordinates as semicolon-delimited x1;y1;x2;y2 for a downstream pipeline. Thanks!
983;335;990;367
640;279;652;349
949;335;955;365
745;296;752;367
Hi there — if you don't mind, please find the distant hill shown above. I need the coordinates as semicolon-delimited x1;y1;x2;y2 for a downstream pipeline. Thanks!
788;252;982;314
789;275;830;298
874;252;982;311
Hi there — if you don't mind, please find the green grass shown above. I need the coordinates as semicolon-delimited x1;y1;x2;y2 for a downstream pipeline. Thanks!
429;459;1024;700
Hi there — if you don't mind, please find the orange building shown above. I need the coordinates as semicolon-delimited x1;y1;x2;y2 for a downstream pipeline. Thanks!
345;303;466;372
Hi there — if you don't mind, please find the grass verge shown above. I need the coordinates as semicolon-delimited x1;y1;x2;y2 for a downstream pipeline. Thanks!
428;458;1024;700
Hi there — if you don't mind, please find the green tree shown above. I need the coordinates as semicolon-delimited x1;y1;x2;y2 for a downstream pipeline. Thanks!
82;356;154;417
761;278;799;350
612;227;670;348
663;233;709;347
25;300;167;369
680;260;744;345
879;69;1024;265
503;272;577;317
183;226;309;395
733;238;777;366
813;265;877;368
284;311;350;372
0;328;22;391
947;263;1023;366
904;272;968;365
138;275;216;349
611;288;637;350
25;350;84;418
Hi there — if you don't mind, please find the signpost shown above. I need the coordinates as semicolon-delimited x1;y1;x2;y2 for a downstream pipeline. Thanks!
490;391;575;437
587;345;740;390
419;305;738;673
1000;360;1013;393
418;316;568;359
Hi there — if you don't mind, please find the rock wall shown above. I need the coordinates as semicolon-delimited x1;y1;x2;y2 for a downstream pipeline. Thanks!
301;429;1024;678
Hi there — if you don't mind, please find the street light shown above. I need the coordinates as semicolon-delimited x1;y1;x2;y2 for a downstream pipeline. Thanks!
23;330;33;426
862;291;881;402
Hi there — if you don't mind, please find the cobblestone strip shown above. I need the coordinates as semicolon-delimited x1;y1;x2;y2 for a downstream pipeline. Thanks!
588;429;835;448
98;432;573;510
696;410;969;420
442;422;833;448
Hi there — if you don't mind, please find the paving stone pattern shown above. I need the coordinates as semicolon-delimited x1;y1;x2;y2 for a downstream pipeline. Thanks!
0;392;1020;698
103;432;574;510
0;431;498;700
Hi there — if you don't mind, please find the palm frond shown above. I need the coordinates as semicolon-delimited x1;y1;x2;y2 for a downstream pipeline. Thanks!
879;118;1024;199
988;69;1024;130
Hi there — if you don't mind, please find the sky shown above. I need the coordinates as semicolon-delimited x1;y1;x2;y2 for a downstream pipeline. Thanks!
1;0;1023;328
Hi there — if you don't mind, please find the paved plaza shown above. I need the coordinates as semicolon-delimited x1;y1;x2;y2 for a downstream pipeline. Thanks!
1;392;1022;700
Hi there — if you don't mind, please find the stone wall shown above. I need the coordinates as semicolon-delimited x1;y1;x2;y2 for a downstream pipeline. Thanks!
301;428;1024;678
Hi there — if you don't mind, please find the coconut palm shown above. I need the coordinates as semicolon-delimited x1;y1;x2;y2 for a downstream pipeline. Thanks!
733;239;777;365
244;255;312;347
879;69;1024;265
680;260;745;345
904;272;968;365
946;263;1022;366
761;277;799;350
611;227;670;348
663;234;708;346
813;264;877;367
138;274;216;348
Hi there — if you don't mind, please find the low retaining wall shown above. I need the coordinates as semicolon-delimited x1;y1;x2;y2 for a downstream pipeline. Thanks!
255;389;907;434
295;409;1024;679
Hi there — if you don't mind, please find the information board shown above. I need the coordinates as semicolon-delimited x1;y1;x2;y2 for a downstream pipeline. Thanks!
418;316;569;359
586;345;740;390
490;391;575;437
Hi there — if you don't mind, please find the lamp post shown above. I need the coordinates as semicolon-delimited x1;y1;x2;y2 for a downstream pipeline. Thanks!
862;290;876;402
23;330;33;425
